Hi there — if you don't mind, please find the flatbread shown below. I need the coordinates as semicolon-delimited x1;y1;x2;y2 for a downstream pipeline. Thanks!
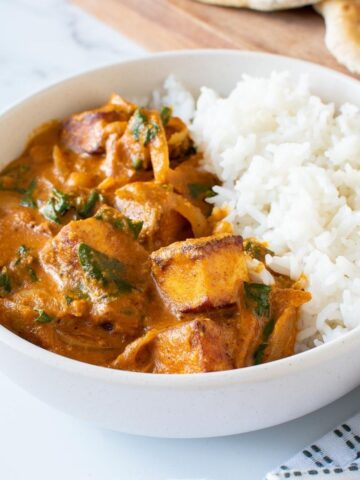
315;0;360;73
193;0;320;12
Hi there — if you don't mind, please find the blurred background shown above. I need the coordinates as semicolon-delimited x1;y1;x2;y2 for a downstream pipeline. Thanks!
0;0;142;109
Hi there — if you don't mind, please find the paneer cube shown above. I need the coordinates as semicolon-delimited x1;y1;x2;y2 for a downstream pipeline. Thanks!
150;234;248;313
112;317;234;373
61;110;120;155
153;318;234;373
40;217;150;334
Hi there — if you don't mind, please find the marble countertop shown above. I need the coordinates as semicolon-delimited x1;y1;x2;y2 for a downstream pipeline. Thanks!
0;1;360;479
0;0;143;111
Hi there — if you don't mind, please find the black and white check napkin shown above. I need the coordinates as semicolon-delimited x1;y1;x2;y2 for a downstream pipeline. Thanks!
266;413;360;479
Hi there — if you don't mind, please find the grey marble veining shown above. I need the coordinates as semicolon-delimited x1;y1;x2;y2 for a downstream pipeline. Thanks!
0;0;144;111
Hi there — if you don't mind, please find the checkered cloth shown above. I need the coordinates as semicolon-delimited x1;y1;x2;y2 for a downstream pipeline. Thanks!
266;413;360;479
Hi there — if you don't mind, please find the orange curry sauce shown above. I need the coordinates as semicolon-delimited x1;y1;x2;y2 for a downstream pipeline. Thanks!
0;95;310;373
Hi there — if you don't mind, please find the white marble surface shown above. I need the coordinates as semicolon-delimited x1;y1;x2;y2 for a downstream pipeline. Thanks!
0;1;360;479
0;0;143;111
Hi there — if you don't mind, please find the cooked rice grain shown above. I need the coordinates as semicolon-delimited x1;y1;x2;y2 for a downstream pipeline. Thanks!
188;72;360;350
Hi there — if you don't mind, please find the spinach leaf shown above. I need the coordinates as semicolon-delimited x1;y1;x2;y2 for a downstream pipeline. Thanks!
20;179;37;208
76;190;99;219
14;245;38;282
130;109;159;145
78;243;133;293
2;164;30;176
188;183;216;200
244;282;271;318
28;267;38;282
125;218;143;240
0;268;11;294
160;106;172;126
15;244;29;266
95;208;142;239
253;318;276;365
0;164;31;194
65;295;74;305
244;240;274;262
253;343;267;366
66;287;90;302
95;208;125;231
144;122;160;146
35;309;53;324
131;109;147;141
18;245;28;256
41;188;71;223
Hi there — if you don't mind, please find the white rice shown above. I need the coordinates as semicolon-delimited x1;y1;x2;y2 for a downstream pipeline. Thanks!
158;72;360;350
152;74;195;125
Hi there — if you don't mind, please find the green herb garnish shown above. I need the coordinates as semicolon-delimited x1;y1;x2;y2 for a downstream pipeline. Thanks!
144;122;160;146
0;164;31;194
246;283;274;365
65;295;74;305
253;318;276;365
95;208;125;231
188;183;216;200
20;179;37;208
78;243;133;293
113;219;125;230
95;208;142;239
160;106;172;126
131;109;147;140
15;244;29;266
3;164;30;176
67;287;90;302
0;267;11;294
14;246;38;282
18;245;28;256
254;343;267;366
244;282;271;318
130;109;159;145
125;218;143;240
35;309;53;324
244;240;274;262
28;267;38;282
76;190;99;219
41;188;71;223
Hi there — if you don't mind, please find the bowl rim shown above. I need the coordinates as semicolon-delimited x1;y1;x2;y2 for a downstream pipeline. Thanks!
1;48;359;389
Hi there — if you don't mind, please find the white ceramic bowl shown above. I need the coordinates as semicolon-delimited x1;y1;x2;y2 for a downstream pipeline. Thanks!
1;50;360;438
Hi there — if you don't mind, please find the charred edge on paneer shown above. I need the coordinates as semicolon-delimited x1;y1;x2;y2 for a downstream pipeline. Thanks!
61;111;120;155
150;234;248;314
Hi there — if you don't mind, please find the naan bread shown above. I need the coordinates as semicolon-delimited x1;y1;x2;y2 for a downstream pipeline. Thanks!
315;0;360;73
194;0;320;11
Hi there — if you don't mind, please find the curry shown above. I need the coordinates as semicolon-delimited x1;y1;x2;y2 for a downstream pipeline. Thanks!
0;94;311;373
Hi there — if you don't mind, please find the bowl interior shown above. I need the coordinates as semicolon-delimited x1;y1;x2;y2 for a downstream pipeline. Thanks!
1;50;360;384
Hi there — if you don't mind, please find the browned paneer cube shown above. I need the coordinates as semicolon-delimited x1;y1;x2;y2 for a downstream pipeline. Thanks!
61;110;120;155
153;318;234;373
112;317;234;373
40;217;150;335
150;234;248;314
